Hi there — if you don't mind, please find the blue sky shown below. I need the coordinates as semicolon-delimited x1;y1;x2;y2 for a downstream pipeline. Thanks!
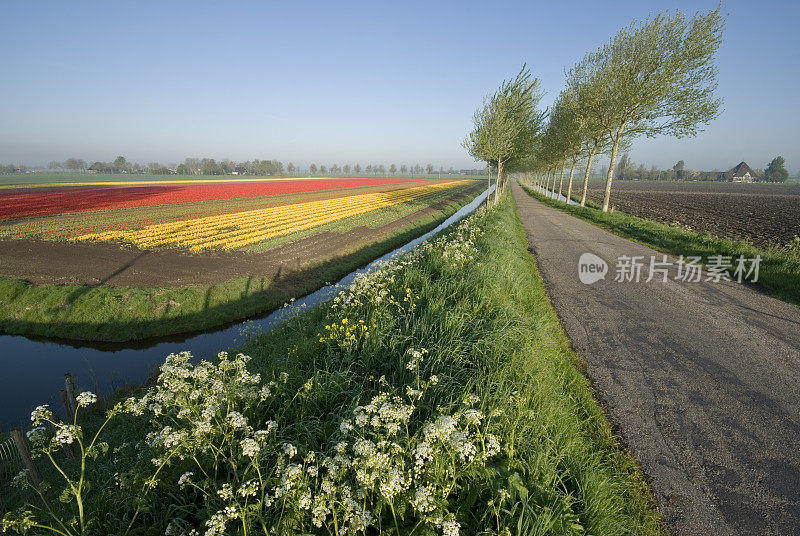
1;0;798;173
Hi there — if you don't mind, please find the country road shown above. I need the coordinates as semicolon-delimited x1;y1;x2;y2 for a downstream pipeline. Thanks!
511;181;800;536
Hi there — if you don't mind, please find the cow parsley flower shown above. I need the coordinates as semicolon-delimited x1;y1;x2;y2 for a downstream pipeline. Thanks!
30;405;52;425
241;438;260;458
178;472;193;487
282;442;297;459
226;412;247;429
75;391;97;407
442;516;460;536
55;424;80;445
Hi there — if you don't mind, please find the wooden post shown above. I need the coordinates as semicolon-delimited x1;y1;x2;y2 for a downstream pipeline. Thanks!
60;390;75;422
9;429;42;489
64;374;77;417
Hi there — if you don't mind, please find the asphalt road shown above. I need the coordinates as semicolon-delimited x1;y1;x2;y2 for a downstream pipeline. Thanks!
511;181;800;536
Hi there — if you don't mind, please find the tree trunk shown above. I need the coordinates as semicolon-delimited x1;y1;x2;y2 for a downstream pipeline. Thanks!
603;129;624;212
486;164;491;206
545;170;552;196
566;158;577;205
557;166;565;201
495;160;503;204
581;148;597;207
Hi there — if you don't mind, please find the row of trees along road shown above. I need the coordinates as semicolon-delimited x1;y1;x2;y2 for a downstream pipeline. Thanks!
463;66;546;205
470;7;725;211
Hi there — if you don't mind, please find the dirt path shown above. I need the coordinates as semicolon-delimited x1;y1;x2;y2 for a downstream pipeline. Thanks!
511;181;800;536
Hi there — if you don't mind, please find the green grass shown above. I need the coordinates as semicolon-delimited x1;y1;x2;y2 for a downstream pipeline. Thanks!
2;191;665;535
520;182;800;306
0;193;476;342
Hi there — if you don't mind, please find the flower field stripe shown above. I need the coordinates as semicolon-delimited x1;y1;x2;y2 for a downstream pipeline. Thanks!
118;185;431;250
166;183;440;250
0;177;431;220
0;176;371;190
82;183;445;251
74;181;470;251
100;182;462;251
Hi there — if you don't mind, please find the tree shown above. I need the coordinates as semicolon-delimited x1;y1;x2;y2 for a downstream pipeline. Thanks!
390;164;397;174
287;162;296;174
219;159;234;175
176;163;190;175
320;165;327;174
673;160;686;180
615;153;631;179
764;156;789;182
354;164;361;173
310;163;317;175
564;55;611;206
66;159;80;172
400;165;408;174
464;66;543;203
48;161;62;170
343;164;351;174
113;156;129;173
583;7;725;211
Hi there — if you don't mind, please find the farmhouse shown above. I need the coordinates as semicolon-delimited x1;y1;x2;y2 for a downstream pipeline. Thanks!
720;161;757;182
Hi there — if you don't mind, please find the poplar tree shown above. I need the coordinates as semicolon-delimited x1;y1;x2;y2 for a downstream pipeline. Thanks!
464;66;543;204
586;7;725;211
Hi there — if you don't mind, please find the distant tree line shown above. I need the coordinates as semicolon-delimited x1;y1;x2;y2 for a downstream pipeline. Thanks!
2;157;481;176
612;154;791;182
306;163;468;176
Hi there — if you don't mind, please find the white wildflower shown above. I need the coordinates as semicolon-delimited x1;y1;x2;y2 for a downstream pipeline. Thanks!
226;411;247;429
75;391;97;407
55;424;80;445
178;472;193;487
412;485;436;513
30;405;52;425
282;442;297;459
241;438;260;458
217;483;233;501
238;479;259;497
442;516;460;536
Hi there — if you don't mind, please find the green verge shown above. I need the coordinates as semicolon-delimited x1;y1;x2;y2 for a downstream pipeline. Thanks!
0;192;477;342
520;183;800;306
2;191;664;535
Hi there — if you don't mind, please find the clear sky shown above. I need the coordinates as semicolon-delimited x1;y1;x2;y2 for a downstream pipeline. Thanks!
1;0;798;173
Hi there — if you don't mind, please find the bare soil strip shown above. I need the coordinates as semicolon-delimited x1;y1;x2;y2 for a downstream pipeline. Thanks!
512;181;800;536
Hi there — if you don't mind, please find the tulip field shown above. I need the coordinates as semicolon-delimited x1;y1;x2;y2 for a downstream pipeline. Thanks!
0;176;483;342
0;177;477;251
74;180;469;251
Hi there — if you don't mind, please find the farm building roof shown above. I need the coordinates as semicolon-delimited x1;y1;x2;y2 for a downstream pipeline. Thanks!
722;161;756;180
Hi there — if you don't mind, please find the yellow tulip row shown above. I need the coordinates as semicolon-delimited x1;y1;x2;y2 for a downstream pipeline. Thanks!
75;180;469;251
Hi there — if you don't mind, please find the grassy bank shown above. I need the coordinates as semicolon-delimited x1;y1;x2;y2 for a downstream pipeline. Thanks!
2;193;664;535
0;195;474;342
520;182;800;306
